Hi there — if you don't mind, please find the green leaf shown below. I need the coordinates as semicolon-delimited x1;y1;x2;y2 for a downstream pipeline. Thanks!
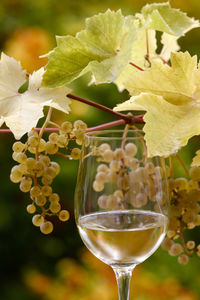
141;2;199;36
43;10;137;87
124;52;197;105
114;93;200;157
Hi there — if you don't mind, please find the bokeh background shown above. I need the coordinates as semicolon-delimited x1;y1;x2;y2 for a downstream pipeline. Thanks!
0;0;200;299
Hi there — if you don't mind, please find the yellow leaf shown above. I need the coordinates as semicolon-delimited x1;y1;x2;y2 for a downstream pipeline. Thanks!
0;53;71;139
114;93;200;157
125;51;197;105
191;150;200;167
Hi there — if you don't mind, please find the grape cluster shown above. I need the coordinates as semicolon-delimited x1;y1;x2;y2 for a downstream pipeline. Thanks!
10;120;87;234
92;142;165;212
161;165;200;264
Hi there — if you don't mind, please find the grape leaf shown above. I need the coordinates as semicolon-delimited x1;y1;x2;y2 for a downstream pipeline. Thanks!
191;150;200;167
115;2;198;91
141;2;199;36
159;32;180;61
114;93;200;157
0;53;71;139
124;51;197;105
114;30;180;91
43;10;138;87
115;28;157;91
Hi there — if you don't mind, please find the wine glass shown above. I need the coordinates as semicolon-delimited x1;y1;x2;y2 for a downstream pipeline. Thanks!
74;130;169;300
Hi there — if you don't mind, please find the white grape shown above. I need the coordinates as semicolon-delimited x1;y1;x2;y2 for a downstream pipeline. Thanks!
12;141;25;153
49;202;61;213
35;195;47;206
114;148;124;160
98;195;108;209
60;121;72;133
49;193;60;202
26;204;36;214
30;186;41;198
38;139;46;152
28;136;39;147
96;171;107;183
178;254;189;265
97;164;109;173
103;150;114;162
73;120;87;130
125;143;137;157
169;243;183;256
45;142;58;154
40;221;53;234
109;160;121;172
71;148;81;160
41;185;52;196
32;214;44;227
59;210;70;221
186;240;195;249
93;180;104;192
49;133;59;144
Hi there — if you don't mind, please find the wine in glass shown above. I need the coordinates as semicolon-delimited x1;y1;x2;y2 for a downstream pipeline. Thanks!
74;130;169;300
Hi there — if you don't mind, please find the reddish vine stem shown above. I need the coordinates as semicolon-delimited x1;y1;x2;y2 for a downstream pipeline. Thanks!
129;62;144;71
157;55;170;66
0;115;144;135
86;119;126;132
67;93;135;124
145;29;151;67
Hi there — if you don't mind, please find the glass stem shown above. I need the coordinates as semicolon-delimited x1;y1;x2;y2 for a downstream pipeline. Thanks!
112;265;135;300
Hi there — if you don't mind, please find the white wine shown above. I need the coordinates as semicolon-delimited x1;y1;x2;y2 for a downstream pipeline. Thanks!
78;210;167;266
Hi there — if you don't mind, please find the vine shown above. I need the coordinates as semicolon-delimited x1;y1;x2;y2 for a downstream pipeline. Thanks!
0;2;200;265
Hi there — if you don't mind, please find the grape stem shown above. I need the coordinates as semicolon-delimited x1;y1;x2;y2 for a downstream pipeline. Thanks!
179;218;193;257
0;116;144;134
39;107;53;139
175;154;190;177
129;62;144;71
56;152;71;158
156;55;170;66
145;29;151;67
86;119;126;132
48;120;60;128
121;124;130;149
36;107;53;160
169;156;173;177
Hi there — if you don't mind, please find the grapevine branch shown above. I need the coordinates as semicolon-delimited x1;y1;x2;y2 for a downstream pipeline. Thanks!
129;62;144;71
0;116;144;135
0;94;144;134
87;119;126;132
67;93;143;125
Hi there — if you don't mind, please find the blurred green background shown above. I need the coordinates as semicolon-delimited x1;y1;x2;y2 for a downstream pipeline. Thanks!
0;0;200;299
